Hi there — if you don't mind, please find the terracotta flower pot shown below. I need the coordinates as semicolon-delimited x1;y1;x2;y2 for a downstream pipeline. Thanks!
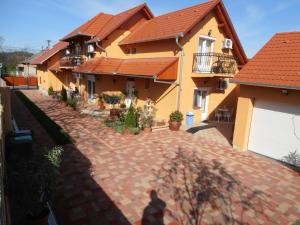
169;121;181;131
143;127;152;133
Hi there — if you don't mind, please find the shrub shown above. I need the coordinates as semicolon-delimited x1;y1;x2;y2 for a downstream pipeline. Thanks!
48;86;54;96
67;97;77;109
124;104;138;128
169;110;183;122
60;86;67;102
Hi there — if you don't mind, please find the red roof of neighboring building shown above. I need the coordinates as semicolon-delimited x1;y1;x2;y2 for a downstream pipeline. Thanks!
73;57;178;80
232;32;300;89
31;42;69;65
61;4;153;42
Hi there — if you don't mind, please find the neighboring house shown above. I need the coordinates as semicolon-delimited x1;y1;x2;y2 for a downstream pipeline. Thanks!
32;0;247;123
16;54;39;76
232;32;300;164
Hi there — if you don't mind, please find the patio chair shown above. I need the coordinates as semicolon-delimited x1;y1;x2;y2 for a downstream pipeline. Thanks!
224;109;233;122
214;109;222;122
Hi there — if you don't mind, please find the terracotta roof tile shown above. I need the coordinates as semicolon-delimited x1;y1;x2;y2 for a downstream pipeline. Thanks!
62;4;153;42
31;42;69;65
232;32;300;89
119;0;219;45
73;57;178;80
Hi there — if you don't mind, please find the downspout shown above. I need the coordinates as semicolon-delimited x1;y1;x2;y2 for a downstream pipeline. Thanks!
95;38;107;58
175;32;184;111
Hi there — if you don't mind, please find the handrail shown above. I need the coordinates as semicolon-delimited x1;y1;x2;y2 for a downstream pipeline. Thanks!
192;52;237;74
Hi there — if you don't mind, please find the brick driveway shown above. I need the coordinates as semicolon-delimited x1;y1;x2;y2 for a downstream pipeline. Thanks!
14;90;300;225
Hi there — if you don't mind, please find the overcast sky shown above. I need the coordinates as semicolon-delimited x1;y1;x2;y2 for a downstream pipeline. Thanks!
1;0;300;57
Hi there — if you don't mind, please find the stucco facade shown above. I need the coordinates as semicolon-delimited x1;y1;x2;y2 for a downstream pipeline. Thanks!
233;85;300;151
35;1;246;123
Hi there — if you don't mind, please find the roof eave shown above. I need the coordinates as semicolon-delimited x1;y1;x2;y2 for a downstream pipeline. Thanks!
119;33;184;46
230;80;300;90
60;33;94;42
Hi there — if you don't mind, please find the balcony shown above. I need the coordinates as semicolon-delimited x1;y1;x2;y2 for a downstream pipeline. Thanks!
59;55;86;69
192;53;237;76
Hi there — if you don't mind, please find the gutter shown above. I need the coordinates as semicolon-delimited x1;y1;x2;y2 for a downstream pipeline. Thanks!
175;32;184;111
230;80;300;90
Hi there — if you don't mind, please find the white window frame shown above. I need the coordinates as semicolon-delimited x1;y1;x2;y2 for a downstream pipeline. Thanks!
193;87;211;120
197;35;216;73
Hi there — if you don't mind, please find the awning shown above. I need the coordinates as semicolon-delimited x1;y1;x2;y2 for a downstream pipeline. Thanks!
73;57;179;80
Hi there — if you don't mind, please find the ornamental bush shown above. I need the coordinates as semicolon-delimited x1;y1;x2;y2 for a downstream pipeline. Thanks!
60;87;67;102
48;86;54;96
124;104;138;128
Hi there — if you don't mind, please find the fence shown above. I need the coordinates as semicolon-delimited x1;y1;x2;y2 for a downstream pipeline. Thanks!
0;78;12;225
3;76;38;88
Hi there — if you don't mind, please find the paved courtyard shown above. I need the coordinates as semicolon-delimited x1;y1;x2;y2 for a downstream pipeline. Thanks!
13;90;300;225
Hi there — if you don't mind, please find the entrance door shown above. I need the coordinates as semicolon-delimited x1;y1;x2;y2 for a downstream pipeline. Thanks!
194;88;210;120
198;37;215;72
87;75;95;100
125;80;135;108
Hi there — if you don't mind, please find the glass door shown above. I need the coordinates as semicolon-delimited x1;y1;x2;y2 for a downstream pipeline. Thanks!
198;38;214;72
87;76;95;100
194;88;210;120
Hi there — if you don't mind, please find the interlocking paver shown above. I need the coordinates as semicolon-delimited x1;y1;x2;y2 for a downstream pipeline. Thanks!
13;90;300;225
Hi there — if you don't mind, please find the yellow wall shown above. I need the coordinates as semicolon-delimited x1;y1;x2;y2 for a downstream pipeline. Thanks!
37;9;240;123
233;85;300;151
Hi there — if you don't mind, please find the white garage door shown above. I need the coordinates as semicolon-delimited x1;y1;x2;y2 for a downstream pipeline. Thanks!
248;99;300;166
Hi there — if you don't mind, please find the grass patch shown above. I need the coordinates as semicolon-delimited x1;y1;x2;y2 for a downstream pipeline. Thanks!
15;91;73;145
293;220;300;225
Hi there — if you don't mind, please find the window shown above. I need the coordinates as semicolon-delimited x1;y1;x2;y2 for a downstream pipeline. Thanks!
193;90;202;108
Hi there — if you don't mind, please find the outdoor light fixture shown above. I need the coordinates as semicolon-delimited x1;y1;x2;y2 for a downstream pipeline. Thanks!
208;29;212;36
282;89;288;95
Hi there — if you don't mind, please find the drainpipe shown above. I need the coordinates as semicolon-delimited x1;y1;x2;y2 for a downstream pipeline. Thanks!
175;32;184;111
95;39;107;58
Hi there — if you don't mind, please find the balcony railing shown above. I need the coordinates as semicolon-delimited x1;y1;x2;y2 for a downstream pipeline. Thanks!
192;53;237;75
59;55;86;68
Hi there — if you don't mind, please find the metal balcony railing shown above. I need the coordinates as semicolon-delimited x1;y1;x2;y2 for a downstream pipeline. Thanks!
192;53;237;74
59;55;85;68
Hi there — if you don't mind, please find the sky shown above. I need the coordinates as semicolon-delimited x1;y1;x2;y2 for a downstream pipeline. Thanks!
0;0;300;57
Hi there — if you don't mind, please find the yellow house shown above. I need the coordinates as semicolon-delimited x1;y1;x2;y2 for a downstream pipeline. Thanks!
232;32;300;166
32;0;247;124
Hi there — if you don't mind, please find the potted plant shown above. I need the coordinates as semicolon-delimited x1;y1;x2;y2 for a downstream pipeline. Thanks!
169;110;183;131
142;116;153;133
27;146;64;225
8;146;64;225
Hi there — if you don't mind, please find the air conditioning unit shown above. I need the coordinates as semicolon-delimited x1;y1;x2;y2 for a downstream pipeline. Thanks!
87;44;95;53
216;78;228;91
74;73;82;79
222;38;233;49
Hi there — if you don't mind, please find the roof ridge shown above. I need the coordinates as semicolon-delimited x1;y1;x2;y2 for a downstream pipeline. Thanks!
155;0;218;18
275;31;300;35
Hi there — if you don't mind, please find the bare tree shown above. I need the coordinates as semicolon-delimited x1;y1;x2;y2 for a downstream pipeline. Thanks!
0;36;4;51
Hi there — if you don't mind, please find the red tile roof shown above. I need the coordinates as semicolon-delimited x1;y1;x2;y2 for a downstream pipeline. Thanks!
62;4;153;42
232;32;300;89
31;42;69;65
120;0;219;45
73;57;178;80
119;0;247;65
